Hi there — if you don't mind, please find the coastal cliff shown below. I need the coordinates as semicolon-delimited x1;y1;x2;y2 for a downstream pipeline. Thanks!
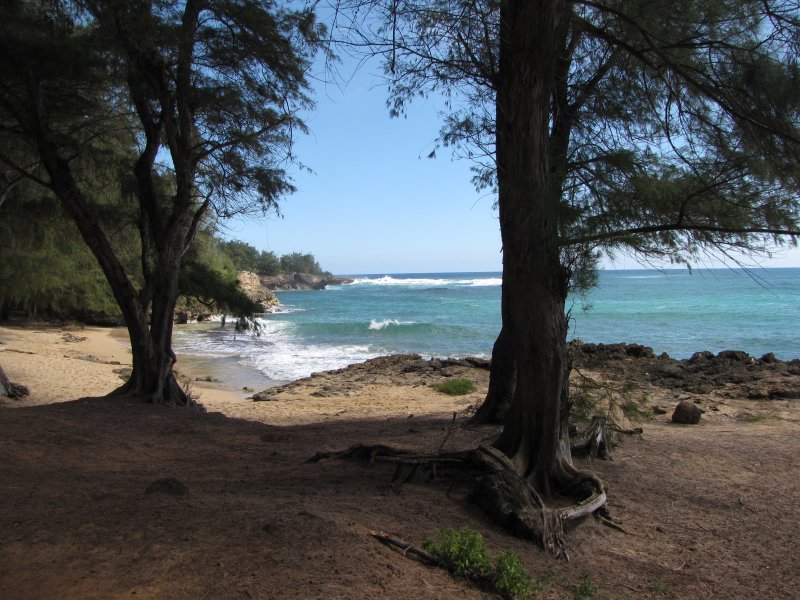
236;271;280;312
235;271;354;314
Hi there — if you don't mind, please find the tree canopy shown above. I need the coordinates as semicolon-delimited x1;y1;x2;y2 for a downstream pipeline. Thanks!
341;0;800;265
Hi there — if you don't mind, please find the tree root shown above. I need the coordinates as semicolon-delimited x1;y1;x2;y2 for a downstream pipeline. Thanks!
570;416;612;459
0;364;29;399
312;442;606;559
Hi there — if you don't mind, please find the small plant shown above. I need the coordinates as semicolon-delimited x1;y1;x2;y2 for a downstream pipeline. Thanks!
573;571;598;600
423;527;492;579
651;577;670;597
493;551;532;598
423;527;533;598
432;378;476;396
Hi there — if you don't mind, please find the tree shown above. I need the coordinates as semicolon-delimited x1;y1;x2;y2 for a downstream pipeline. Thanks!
0;0;322;405
336;0;800;507
279;251;325;275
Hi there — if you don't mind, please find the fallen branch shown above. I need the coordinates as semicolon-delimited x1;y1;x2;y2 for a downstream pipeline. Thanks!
368;530;440;565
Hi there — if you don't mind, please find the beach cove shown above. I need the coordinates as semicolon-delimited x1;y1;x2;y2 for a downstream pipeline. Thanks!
2;320;800;598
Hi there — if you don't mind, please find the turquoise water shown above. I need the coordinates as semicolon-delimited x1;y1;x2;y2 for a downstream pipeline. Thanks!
172;269;799;385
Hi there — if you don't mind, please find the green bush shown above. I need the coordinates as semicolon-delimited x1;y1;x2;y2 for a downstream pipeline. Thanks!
492;551;532;598
423;527;492;579
432;378;476;396
423;527;533;599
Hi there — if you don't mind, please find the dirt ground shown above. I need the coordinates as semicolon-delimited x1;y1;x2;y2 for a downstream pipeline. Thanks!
1;324;799;599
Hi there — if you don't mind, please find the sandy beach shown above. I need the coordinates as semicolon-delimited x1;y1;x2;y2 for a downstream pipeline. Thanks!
1;322;799;599
0;324;483;424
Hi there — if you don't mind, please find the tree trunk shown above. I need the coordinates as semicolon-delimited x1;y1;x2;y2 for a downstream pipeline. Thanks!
32;123;193;408
471;325;515;424
491;0;579;494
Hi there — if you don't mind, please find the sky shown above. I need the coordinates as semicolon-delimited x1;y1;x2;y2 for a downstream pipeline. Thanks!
223;57;800;276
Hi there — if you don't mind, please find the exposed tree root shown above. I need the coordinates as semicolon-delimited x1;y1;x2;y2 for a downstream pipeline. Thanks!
108;371;205;410
570;416;612;459
312;442;607;559
0;364;29;399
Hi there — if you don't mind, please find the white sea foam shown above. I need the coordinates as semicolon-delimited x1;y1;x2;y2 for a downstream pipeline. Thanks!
352;275;501;287
466;277;502;287
368;318;416;330
173;319;381;383
250;343;376;381
351;275;450;286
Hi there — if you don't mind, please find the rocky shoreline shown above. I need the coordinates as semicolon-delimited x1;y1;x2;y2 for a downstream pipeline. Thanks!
248;342;800;425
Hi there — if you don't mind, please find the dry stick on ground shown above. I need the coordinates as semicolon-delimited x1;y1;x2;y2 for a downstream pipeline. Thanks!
311;443;607;559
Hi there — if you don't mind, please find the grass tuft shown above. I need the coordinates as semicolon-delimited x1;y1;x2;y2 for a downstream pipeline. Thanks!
432;378;476;396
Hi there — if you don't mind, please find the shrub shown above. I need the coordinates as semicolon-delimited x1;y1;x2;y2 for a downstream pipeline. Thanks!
432;378;476;396
492;551;532;598
423;527;533;599
423;527;492;579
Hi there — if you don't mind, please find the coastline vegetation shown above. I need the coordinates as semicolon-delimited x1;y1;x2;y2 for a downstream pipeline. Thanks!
0;184;328;323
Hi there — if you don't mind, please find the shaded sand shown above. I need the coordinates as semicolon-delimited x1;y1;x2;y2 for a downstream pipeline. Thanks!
1;324;800;599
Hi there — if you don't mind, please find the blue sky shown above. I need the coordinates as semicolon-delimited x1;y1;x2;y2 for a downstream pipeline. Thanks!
223;58;800;275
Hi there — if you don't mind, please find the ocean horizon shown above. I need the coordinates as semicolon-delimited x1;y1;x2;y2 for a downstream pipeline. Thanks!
172;267;799;390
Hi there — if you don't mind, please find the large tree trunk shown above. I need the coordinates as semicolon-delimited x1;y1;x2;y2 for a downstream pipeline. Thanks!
471;325;515;424
471;264;514;424
491;0;581;494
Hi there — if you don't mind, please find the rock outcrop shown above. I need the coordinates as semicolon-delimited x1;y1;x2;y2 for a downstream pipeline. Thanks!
237;271;280;312
259;273;354;291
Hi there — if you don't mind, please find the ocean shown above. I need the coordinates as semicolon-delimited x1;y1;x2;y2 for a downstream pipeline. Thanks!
172;268;799;389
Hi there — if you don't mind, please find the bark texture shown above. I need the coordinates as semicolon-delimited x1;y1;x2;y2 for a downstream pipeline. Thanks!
490;0;584;495
470;325;515;424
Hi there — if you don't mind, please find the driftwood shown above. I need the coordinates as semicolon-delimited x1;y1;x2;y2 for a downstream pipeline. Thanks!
0;364;29;399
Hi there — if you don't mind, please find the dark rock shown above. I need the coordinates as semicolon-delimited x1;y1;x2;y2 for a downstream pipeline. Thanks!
251;390;277;401
145;477;189;496
652;405;668;415
401;360;432;373
768;385;800;399
464;357;491;370
625;344;655;358
672;400;702;424
760;352;778;364
717;350;752;363
689;351;715;363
